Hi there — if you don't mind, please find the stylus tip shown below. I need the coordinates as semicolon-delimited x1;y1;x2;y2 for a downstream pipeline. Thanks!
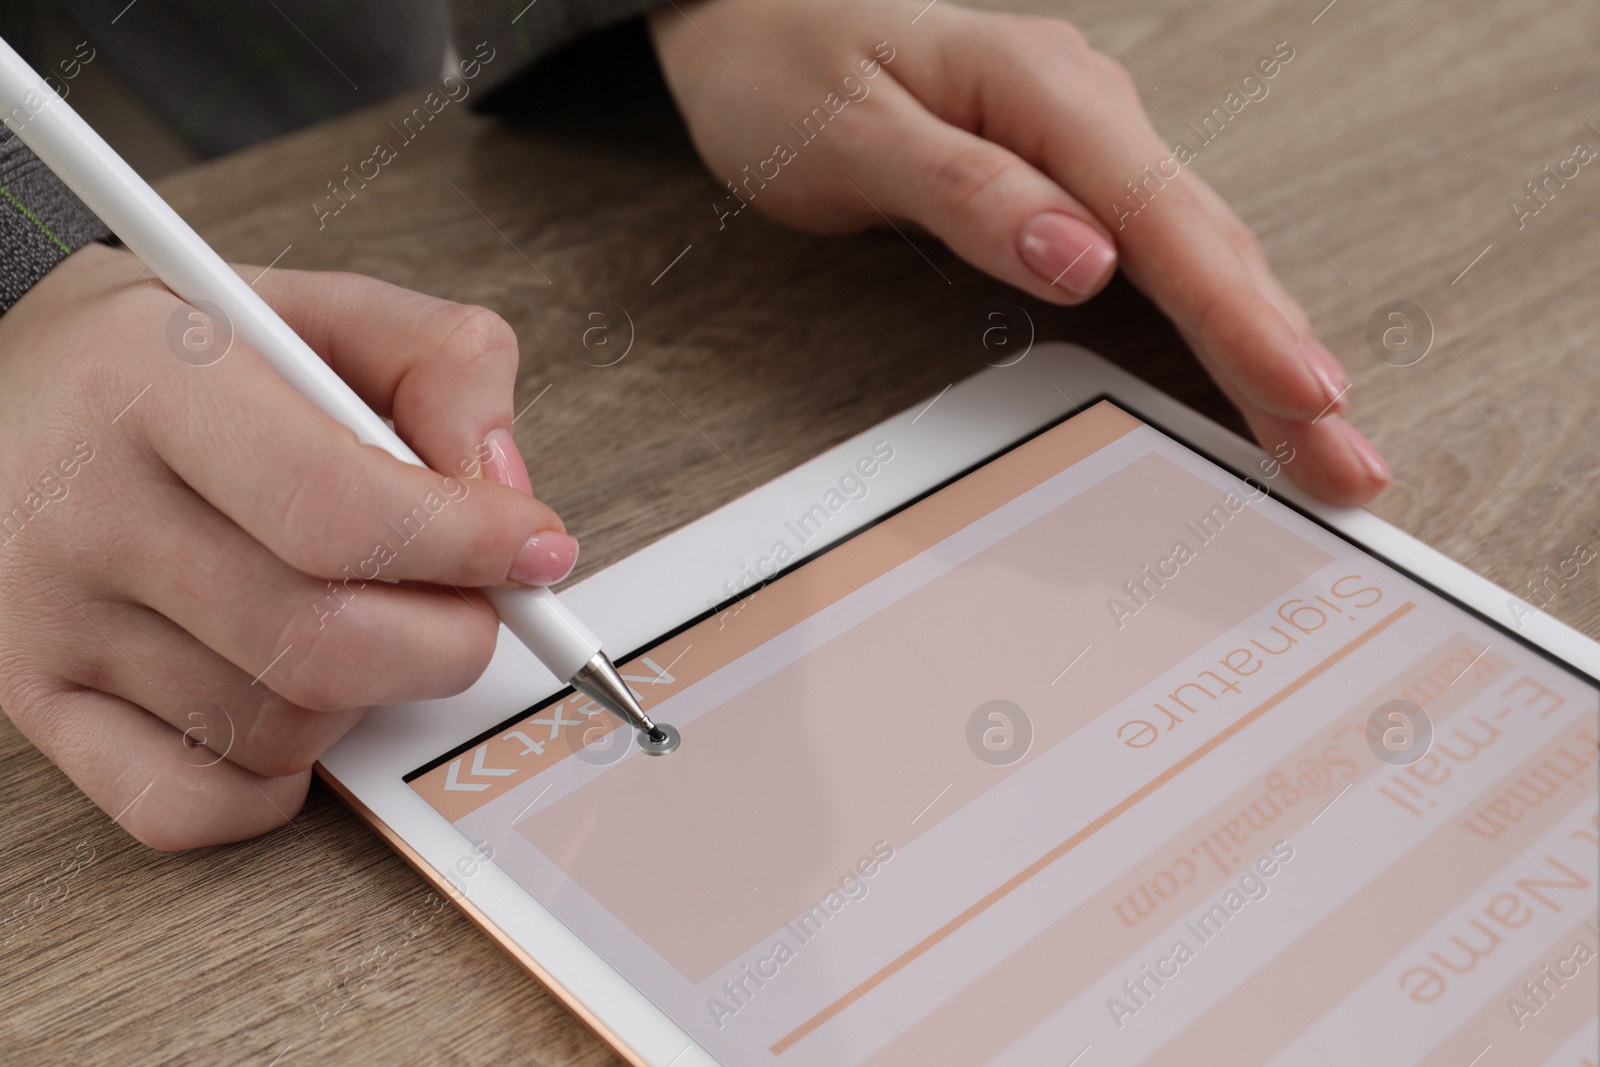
637;722;681;756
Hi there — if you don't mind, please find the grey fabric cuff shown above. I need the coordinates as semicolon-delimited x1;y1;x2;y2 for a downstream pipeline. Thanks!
451;0;667;96
0;130;112;316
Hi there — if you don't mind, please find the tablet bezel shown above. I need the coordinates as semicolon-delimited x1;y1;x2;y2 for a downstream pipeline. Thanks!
316;343;1600;1066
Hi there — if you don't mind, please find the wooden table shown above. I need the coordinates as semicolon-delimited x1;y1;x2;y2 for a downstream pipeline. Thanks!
5;0;1598;1062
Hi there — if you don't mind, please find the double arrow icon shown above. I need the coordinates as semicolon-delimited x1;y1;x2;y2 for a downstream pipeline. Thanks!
443;745;517;792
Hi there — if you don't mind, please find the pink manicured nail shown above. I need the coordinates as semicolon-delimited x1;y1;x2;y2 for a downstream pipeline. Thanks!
1303;341;1350;415
510;531;579;586
1343;422;1391;485
482;427;533;496
1018;212;1117;296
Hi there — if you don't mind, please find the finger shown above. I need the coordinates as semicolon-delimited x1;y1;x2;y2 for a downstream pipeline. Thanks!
1240;409;1390;506
50;596;365;776
903;13;1342;422
1182;173;1351;415
1181;171;1310;335
1181;328;1388;505
134;336;579;590
851;76;1116;304
5;683;309;850
95;480;503;712
249;268;535;494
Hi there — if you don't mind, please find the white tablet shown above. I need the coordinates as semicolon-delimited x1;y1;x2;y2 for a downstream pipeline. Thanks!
318;344;1600;1067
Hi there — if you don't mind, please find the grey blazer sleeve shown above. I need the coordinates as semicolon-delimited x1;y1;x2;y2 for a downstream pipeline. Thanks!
449;0;667;95
0;131;111;316
0;0;664;316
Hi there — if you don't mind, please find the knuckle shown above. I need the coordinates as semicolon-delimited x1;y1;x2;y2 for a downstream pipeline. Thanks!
266;599;368;711
1020;15;1086;53
241;699;342;777
1192;289;1234;352
818;109;875;170
1229;222;1268;263
3;679;72;749
1092;51;1138;94
427;303;520;368
928;143;1017;216
0;656;28;719
264;591;497;711
411;633;497;704
409;506;506;589
275;458;382;576
0;607;62;710
456;500;549;586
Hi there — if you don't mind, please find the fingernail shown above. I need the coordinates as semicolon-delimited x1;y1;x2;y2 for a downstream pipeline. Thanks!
510;531;579;586
1343;422;1391;485
1018;213;1117;296
1303;341;1350;415
482;427;533;496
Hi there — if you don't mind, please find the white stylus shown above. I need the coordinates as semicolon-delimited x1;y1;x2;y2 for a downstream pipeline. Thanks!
0;39;680;755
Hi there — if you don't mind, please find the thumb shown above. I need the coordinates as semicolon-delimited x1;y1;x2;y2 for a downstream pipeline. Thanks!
249;266;538;496
852;81;1118;304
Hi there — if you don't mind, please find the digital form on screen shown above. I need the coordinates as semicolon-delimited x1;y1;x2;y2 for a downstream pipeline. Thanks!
407;400;1600;1067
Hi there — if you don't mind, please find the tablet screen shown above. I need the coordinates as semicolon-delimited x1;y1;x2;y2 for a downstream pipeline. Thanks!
407;400;1600;1066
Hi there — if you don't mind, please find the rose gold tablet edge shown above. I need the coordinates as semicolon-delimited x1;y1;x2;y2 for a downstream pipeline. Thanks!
314;764;656;1067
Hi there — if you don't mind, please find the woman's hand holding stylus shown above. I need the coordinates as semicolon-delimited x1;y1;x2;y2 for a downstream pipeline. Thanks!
0;245;573;848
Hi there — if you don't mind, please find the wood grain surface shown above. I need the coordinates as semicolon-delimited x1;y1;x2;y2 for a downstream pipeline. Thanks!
4;1;1599;1063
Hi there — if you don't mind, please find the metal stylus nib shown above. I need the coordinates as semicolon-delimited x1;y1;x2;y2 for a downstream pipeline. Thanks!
571;652;653;730
636;722;680;756
570;652;679;756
